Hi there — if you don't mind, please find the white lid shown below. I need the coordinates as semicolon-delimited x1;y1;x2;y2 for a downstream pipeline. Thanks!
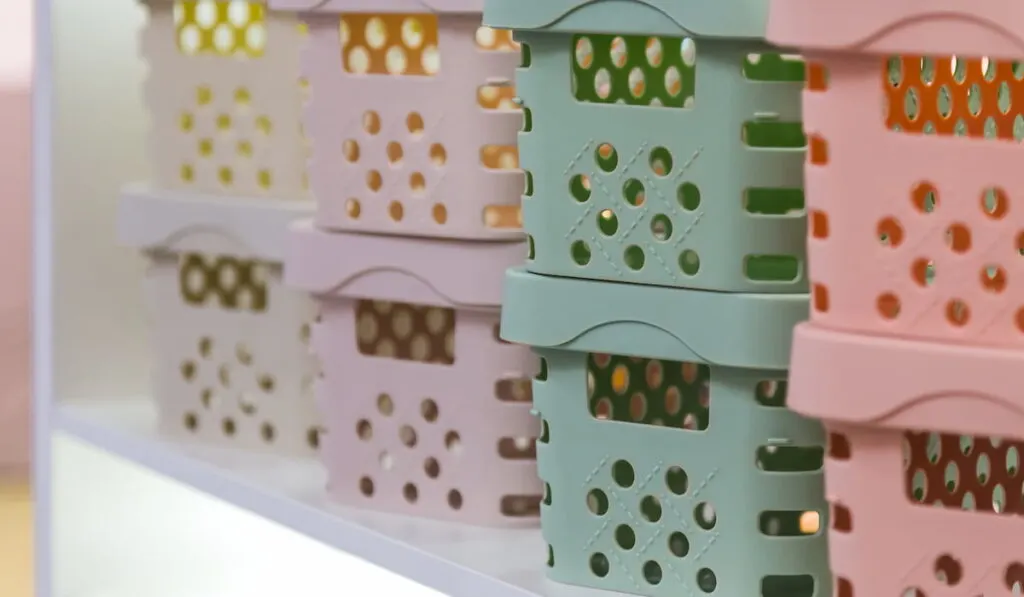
117;184;313;262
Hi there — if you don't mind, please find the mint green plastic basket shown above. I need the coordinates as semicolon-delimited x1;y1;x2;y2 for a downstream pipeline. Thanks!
500;269;829;597
484;1;807;293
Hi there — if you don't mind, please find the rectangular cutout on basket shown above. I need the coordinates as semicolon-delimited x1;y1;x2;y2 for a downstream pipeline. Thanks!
478;82;518;110
570;34;697;108
761;576;816;597
340;14;519;77
175;0;268;58
495;377;532;402
744;53;806;82
179;253;270;312
354;299;455;365
745;254;802;283
745;187;805;215
341;13;440;76
586;353;711;430
742;119;806;148
884;55;1024;141
759;511;819;536
903;430;1024;515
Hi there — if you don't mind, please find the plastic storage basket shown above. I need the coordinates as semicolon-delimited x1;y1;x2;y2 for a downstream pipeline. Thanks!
500;269;828;597
790;324;1024;597
118;186;321;455
484;0;807;293
285;225;540;525
767;5;1024;345
269;0;524;240
141;0;307;199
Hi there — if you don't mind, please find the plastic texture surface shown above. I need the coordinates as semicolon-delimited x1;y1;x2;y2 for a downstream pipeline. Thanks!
118;188;321;456
141;0;307;200
788;325;1024;597
767;0;1024;57
499;269;828;597
270;0;485;13
513;28;807;293
483;0;769;40
820;423;1024;597
501;268;809;371
286;224;540;526
796;54;1024;346
300;12;523;240
788;323;1024;441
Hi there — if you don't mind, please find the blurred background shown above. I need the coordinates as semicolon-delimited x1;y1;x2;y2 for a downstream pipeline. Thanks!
1;2;443;595
0;0;33;473
0;0;33;594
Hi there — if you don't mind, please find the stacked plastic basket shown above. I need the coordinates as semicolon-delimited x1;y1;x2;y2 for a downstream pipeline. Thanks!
272;0;542;525
486;0;831;594
119;0;322;455
769;1;1024;595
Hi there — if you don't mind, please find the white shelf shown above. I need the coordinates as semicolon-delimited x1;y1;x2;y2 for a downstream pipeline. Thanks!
54;399;617;597
53;435;448;597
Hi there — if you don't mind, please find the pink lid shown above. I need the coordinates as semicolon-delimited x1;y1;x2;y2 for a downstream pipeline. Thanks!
285;221;522;308
767;0;1024;57
789;323;1024;439
269;0;482;14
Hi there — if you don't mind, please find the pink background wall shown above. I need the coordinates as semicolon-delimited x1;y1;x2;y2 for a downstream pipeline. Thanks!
0;0;32;473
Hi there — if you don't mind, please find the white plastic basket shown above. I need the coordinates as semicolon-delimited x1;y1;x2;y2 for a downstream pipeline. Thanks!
119;186;320;455
140;0;308;199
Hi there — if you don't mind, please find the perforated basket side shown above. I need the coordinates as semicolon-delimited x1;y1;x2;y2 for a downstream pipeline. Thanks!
533;347;828;596
515;30;806;293
145;235;321;455
302;12;523;240
140;0;307;199
312;295;541;526
802;52;1024;347
823;423;1024;597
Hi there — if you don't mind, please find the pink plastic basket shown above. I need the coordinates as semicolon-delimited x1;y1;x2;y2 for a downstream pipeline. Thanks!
269;0;524;240
788;324;1024;596
767;6;1024;346
285;223;540;526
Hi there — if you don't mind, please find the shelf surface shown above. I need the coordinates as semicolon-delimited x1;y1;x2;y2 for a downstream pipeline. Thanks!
53;435;445;597
54;398;620;597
